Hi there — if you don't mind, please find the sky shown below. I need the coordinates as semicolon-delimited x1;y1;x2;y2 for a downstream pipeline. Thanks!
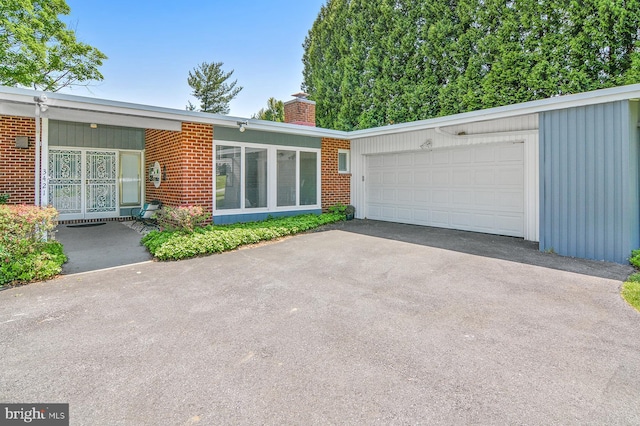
61;1;327;118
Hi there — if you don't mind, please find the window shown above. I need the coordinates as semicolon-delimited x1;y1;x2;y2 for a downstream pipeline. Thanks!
245;148;267;208
338;149;350;173
277;150;297;207
300;151;317;206
216;145;241;210
214;142;320;212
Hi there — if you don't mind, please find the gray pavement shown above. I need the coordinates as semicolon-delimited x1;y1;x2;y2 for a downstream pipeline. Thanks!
55;221;152;274
1;221;639;425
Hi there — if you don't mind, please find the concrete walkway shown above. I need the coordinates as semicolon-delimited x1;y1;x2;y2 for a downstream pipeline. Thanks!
55;221;152;274
1;221;639;424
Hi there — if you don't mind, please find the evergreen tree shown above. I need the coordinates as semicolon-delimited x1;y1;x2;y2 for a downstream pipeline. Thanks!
302;0;640;130
187;61;242;114
252;98;285;122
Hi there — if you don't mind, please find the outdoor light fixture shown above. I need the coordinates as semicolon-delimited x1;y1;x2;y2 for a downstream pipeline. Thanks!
237;121;248;132
90;123;98;129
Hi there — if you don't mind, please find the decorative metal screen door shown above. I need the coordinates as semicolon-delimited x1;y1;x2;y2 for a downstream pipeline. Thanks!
85;151;118;218
48;149;83;220
48;149;118;220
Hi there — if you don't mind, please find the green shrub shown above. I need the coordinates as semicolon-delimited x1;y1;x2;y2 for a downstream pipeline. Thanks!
142;213;344;261
630;249;640;268
154;205;211;233
0;194;9;204
0;205;65;286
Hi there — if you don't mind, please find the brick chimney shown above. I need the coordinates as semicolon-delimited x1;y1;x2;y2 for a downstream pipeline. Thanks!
284;93;316;127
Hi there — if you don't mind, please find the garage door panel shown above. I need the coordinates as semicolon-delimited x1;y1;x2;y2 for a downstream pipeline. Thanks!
431;210;450;226
383;172;397;185
432;190;449;204
451;190;474;205
451;211;473;227
432;170;449;185
382;188;396;202
366;143;524;238
414;171;430;185
498;144;524;162
398;153;413;166
475;147;496;162
414;151;432;165
383;155;398;167
398;171;412;185
474;169;495;185
397;208;413;220
414;189;430;203
433;150;450;164
397;189;412;202
452;148;473;164
496;168;523;184
452;169;473;185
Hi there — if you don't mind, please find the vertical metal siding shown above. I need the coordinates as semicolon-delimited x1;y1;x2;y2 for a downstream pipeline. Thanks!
49;120;144;150
540;100;634;263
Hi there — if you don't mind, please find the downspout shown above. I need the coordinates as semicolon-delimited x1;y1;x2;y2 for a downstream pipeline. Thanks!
34;103;41;206
40;117;49;207
33;94;49;206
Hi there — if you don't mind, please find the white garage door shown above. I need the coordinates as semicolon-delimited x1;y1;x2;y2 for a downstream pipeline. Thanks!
366;143;524;237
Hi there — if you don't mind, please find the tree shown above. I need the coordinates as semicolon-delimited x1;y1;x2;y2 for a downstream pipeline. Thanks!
252;97;285;122
302;0;640;130
0;0;107;91
187;61;242;114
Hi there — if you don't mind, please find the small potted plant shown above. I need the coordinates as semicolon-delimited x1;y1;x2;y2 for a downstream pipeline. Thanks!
344;204;355;221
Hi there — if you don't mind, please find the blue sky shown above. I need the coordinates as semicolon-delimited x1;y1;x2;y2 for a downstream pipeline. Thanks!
61;1;326;118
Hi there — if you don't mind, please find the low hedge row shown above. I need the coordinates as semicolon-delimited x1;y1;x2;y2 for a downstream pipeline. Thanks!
141;213;344;261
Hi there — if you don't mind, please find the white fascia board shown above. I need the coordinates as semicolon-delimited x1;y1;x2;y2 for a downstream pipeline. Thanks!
0;85;348;138
349;83;640;140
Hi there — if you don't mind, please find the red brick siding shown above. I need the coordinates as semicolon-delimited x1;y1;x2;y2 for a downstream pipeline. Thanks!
0;115;36;204
144;122;214;215
321;137;351;210
284;100;316;127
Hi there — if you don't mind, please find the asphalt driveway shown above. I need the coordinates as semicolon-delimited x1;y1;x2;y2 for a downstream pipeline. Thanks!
1;221;639;425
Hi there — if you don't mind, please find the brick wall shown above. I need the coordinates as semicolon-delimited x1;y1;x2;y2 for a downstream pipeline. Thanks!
0;115;36;204
145;122;214;214
284;99;316;127
321;137;351;210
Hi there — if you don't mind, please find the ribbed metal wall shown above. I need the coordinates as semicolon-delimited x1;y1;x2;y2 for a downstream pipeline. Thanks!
539;100;639;263
49;120;144;150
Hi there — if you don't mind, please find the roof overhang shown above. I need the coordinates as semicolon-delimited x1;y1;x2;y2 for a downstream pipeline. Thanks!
2;83;640;140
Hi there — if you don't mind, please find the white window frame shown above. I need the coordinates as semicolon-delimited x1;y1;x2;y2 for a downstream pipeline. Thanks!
213;140;321;215
338;149;350;174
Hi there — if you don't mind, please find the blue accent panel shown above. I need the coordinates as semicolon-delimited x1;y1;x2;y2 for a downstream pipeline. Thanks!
215;127;321;148
49;120;145;150
214;209;322;225
539;100;636;263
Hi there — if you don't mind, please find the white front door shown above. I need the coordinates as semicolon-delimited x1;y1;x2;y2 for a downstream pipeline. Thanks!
48;149;119;220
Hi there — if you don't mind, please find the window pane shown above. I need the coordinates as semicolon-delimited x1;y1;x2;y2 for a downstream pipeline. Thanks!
300;151;317;206
277;150;296;206
338;152;347;171
216;145;241;210
119;152;141;206
245;148;267;208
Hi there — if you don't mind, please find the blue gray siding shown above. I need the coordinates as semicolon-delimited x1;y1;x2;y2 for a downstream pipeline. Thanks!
214;209;322;225
214;127;321;148
539;100;639;263
49;120;145;150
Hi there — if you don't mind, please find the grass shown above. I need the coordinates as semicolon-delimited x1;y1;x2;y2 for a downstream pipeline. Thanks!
141;212;345;261
622;273;640;312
